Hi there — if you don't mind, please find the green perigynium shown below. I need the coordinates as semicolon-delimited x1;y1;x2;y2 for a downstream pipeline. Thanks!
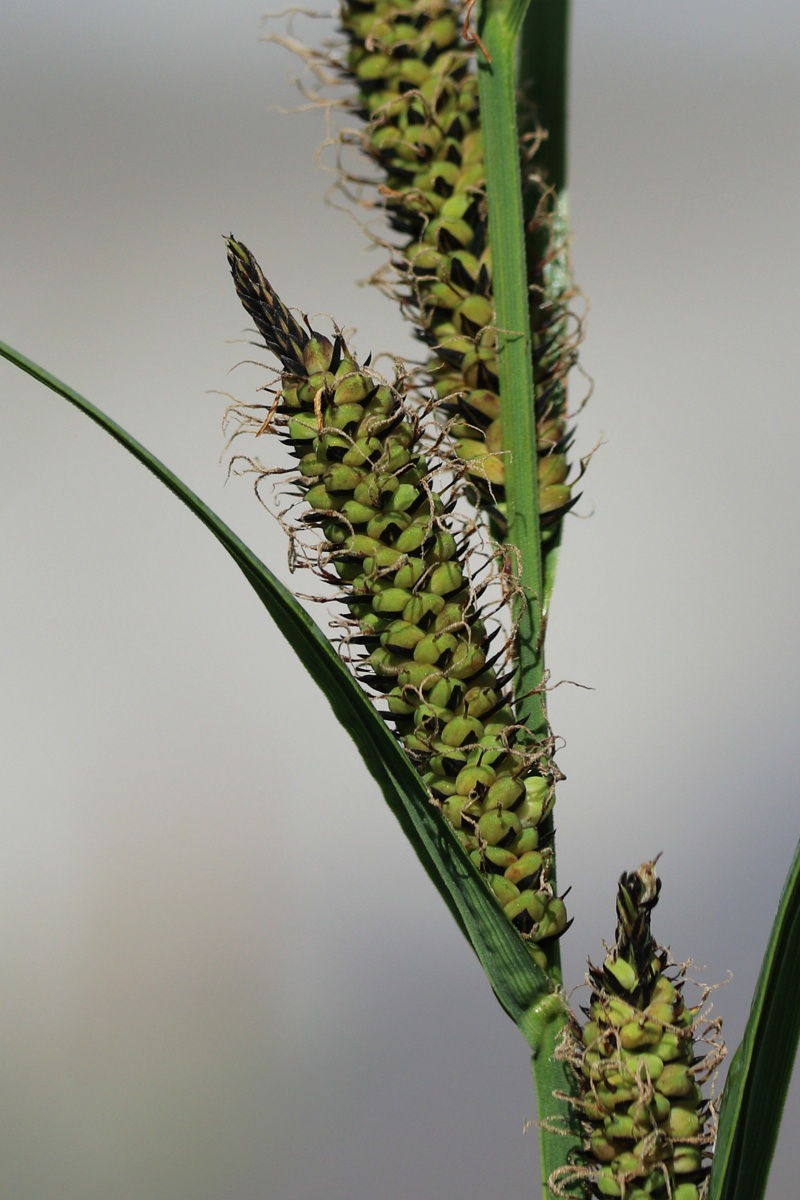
226;235;569;959
552;861;723;1200
289;0;581;543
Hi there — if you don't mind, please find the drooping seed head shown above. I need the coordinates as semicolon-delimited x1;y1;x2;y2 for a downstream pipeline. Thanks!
226;235;569;959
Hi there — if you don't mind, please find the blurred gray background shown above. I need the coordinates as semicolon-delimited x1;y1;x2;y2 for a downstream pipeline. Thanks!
1;1;798;1197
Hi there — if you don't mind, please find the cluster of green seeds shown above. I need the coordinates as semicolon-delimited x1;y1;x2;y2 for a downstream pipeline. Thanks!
226;235;568;960
554;861;720;1200
331;0;579;540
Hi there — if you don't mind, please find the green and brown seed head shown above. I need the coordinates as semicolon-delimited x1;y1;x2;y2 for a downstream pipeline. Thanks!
556;861;719;1200
336;0;579;541
226;235;568;959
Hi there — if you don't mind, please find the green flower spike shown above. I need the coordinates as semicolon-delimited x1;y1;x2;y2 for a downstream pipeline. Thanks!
225;234;570;962
316;0;582;542
552;859;724;1200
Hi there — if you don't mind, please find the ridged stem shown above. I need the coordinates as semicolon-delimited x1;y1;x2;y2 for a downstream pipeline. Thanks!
476;2;580;1190
514;0;573;920
478;0;565;917
518;992;580;1200
476;1;546;741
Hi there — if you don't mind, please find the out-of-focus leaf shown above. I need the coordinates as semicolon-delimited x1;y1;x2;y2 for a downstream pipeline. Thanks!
709;837;800;1200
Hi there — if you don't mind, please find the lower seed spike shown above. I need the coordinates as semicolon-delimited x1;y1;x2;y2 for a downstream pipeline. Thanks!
552;860;724;1200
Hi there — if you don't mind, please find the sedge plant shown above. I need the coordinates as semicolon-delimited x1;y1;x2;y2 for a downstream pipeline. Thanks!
2;2;798;1198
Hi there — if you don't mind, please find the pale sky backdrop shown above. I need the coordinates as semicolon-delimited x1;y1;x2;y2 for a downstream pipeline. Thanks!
2;2;799;1198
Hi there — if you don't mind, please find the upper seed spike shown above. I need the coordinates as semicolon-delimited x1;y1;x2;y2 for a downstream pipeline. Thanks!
278;0;585;546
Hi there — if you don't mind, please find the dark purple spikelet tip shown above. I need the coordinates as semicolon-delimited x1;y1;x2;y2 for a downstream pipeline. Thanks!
225;235;309;375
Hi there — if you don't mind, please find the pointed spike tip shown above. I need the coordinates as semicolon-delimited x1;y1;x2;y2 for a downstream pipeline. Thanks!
224;235;309;375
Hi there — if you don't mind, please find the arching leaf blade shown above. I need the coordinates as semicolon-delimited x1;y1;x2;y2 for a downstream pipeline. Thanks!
1;339;555;1028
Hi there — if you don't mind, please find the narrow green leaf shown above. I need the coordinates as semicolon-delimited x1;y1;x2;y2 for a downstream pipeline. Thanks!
518;0;570;212
1;339;558;1029
709;837;800;1200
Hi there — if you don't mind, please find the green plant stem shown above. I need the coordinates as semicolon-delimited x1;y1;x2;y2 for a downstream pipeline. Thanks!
513;0;573;932
514;0;572;924
517;993;578;1196
477;0;545;741
478;0;564;919
476;3;579;1190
